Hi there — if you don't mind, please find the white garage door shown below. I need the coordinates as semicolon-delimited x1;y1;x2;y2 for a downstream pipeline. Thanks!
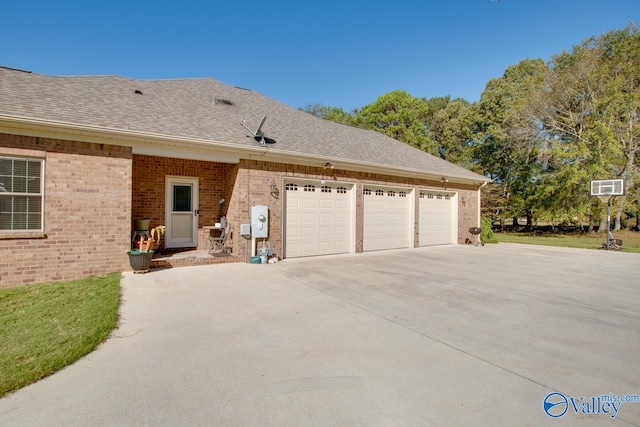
285;181;352;258
363;186;411;251
419;191;455;246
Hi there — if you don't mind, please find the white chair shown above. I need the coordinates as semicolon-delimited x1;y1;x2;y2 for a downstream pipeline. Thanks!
209;223;232;254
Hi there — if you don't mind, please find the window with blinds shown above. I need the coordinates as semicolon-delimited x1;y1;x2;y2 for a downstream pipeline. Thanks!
0;157;44;231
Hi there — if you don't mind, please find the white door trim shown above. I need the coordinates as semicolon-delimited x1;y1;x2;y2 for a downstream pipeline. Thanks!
165;176;199;248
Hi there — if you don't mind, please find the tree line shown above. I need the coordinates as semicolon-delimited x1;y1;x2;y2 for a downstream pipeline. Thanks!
301;25;639;232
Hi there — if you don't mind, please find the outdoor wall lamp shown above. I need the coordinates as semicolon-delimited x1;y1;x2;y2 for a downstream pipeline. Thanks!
323;162;334;170
268;179;280;198
219;196;226;205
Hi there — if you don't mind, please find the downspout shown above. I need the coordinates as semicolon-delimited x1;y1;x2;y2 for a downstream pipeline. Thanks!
478;181;488;227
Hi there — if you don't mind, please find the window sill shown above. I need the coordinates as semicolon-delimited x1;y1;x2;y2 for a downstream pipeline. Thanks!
0;231;47;240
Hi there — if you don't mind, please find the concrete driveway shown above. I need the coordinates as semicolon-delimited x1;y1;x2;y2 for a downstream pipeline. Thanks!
1;244;639;426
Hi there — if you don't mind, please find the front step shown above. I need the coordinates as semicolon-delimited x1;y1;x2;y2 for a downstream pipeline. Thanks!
150;250;241;270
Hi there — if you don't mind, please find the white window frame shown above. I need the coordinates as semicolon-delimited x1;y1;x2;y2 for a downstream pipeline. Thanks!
0;156;45;233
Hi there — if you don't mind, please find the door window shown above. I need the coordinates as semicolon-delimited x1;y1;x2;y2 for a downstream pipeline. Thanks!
173;185;192;212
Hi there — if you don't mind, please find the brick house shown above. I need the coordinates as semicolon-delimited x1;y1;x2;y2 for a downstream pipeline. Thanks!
0;66;487;287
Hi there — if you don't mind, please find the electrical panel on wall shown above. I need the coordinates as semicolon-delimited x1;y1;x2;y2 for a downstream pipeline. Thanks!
251;205;268;238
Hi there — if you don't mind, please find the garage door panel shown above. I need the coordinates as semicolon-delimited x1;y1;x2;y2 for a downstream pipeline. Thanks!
363;187;411;252
286;182;352;258
288;198;300;209
318;226;335;237
302;225;317;236
419;192;454;246
317;213;333;223
302;213;317;222
302;199;317;209
287;243;301;254
302;242;317;253
334;227;348;237
318;241;335;251
334;214;348;223
318;199;334;209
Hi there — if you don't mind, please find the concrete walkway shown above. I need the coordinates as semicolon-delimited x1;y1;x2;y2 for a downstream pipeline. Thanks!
1;244;639;426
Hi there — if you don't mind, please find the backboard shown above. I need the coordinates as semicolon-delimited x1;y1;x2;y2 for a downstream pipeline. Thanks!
590;179;625;197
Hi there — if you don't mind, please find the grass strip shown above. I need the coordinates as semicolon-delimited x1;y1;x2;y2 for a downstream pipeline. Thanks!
495;230;640;253
0;273;121;397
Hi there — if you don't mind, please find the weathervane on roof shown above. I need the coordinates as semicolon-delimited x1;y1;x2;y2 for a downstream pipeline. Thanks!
240;116;270;146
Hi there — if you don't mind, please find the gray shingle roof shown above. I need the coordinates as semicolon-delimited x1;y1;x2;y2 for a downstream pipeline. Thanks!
0;67;486;182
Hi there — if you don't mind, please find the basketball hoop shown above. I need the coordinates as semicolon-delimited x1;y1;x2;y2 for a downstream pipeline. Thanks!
590;179;625;198
590;179;625;251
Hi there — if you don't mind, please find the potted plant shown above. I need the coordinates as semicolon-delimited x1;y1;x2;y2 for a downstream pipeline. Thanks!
128;225;165;273
150;225;166;248
127;249;154;273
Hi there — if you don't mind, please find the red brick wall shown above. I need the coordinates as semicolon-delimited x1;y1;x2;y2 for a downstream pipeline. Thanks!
226;160;480;260
0;134;132;287
457;188;481;243
131;155;231;250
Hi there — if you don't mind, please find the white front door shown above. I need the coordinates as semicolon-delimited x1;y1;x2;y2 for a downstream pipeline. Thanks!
165;176;199;248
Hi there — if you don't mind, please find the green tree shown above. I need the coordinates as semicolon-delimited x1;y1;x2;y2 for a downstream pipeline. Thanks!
354;91;437;155
427;97;479;170
299;103;356;125
529;41;616;229
596;26;640;229
526;25;640;230
476;58;549;228
481;182;508;229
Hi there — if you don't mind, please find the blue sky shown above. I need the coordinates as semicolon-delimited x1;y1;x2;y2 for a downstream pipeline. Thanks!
2;1;639;111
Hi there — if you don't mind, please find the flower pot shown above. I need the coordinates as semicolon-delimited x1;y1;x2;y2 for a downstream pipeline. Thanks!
134;218;151;231
128;250;154;273
137;239;155;252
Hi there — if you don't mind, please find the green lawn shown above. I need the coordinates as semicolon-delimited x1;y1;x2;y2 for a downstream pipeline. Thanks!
0;273;121;397
495;230;640;253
